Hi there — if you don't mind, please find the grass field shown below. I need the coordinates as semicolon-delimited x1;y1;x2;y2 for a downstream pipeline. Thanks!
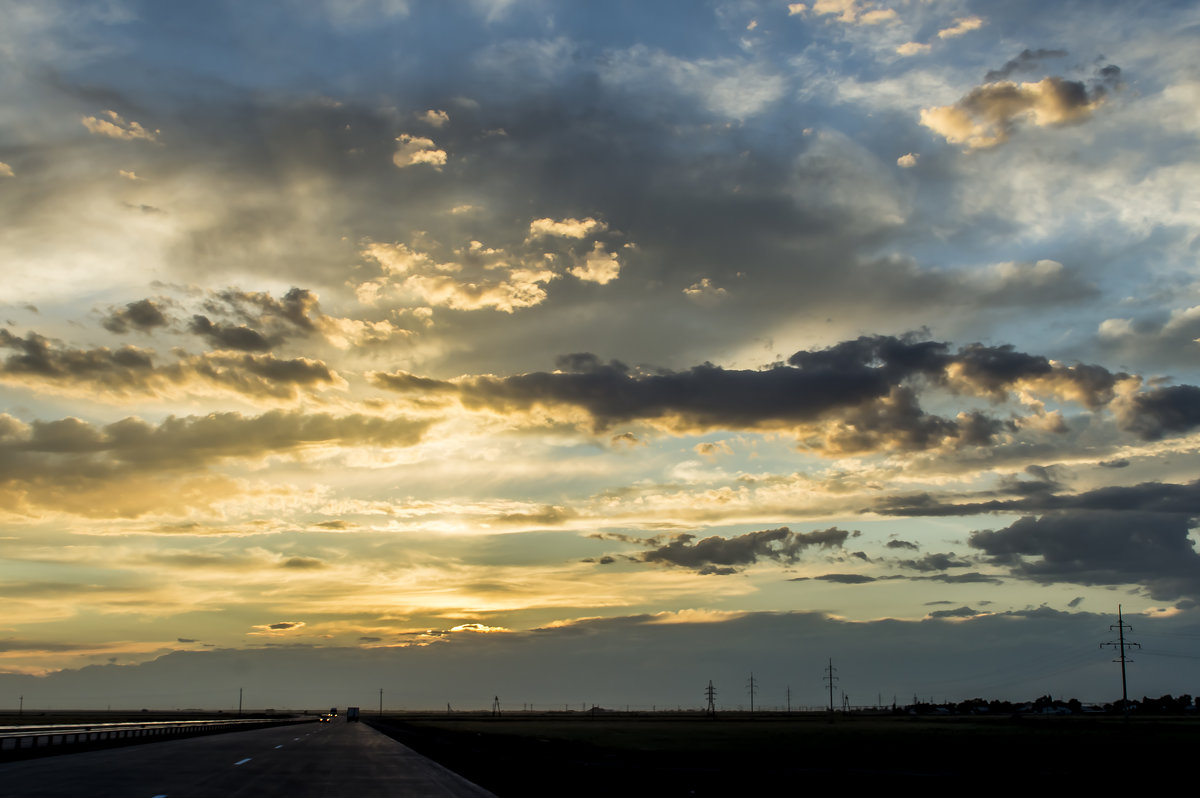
370;712;1200;794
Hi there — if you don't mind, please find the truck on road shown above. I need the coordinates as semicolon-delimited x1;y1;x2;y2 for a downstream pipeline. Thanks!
346;706;360;722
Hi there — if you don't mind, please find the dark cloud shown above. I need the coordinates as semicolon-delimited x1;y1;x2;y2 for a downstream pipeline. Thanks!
969;511;1200;600
280;556;324;569
373;335;1155;452
0;328;342;399
640;526;853;574
874;479;1200;517
897;553;973;572
102;299;169;333
0;329;154;380
265;621;303;630
920;572;1004;584
188;315;273;352
928;606;981;619
998;464;1067;496
886;539;919;550
177;638;197;643
0;410;431;516
488;505;576;527
1118;385;1200;440
210;287;319;334
812;573;876;584
984;49;1068;82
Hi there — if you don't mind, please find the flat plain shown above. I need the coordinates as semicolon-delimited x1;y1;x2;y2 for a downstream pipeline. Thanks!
370;712;1200;794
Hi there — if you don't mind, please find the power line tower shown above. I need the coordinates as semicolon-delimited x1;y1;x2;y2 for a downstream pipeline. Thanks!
492;695;501;717
705;680;717;719
1102;604;1140;715
823;659;838;713
786;685;791;714
746;672;758;713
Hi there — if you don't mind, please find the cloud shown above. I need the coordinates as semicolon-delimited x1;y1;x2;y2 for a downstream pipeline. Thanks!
639;526;852;574
0;410;429;469
0;410;431;517
874;479;1200;518
0;162;12;177
393;134;446;168
599;46;785;119
359;239;558;313
790;1;897;25
928;606;981;618
937;16;984;39
189;315;273;352
813;573;876;583
1115;385;1200;440
102;299;169;334
886;539;919;551
683;278;728;305
253;621;306;633
985;49;1068;82
921;75;1115;149
281;556;324;569
897;552;972;572
527;217;606;240
969;511;1200;600
81;110;160;143
896;153;918;168
896;42;930;57
0;330;345;401
370;334;1176;452
419;109;449;127
568;242;621;285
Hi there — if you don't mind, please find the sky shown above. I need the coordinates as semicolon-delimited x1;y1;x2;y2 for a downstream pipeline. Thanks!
1;0;1200;712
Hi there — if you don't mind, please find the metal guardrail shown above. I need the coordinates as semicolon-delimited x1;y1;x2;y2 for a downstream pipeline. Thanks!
0;717;314;759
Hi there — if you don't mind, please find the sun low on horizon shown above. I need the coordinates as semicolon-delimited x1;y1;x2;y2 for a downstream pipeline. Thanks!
1;0;1198;708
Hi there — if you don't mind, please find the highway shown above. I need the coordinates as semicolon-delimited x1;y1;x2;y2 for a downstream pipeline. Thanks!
0;719;496;797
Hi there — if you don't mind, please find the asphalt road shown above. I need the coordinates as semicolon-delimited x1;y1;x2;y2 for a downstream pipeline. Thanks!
0;720;496;798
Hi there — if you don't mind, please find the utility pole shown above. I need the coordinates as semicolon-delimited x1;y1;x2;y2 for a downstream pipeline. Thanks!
786;685;791;714
705;680;717;719
18;695;22;724
746;672;758;713
379;688;383;716
1102;604;1140;715
823;659;839;713
492;696;501;717
238;687;243;717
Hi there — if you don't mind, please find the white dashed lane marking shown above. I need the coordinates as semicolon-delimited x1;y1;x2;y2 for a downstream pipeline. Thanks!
234;758;252;766
274;745;283;749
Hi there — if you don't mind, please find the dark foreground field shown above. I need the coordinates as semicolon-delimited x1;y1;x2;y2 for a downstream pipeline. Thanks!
370;712;1199;795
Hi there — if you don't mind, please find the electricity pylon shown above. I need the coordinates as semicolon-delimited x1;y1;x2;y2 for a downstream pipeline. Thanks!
823;659;838;712
705;680;717;718
1102;604;1140;715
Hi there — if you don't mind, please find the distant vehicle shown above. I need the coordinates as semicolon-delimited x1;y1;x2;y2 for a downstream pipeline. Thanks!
346;706;360;722
318;714;332;723
329;707;337;716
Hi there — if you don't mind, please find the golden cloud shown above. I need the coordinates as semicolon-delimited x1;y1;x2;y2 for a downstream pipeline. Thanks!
921;77;1107;149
